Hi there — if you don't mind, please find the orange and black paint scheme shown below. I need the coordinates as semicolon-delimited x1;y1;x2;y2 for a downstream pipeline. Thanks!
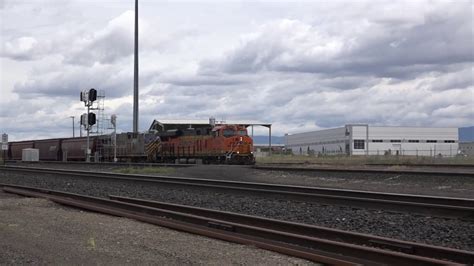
147;124;255;164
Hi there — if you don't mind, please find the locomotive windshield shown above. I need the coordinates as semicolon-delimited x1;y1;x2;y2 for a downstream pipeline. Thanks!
223;129;235;137
222;129;247;137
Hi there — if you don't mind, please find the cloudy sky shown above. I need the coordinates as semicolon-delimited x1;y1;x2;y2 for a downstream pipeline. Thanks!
1;0;473;141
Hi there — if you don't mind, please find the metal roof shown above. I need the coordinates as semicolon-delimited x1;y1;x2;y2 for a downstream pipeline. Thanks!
149;119;271;131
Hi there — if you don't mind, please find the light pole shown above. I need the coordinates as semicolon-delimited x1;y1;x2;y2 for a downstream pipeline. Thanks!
70;116;75;138
133;0;139;133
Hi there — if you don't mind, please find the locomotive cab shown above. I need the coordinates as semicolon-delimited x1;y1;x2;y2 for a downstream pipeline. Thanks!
211;125;255;164
212;125;248;137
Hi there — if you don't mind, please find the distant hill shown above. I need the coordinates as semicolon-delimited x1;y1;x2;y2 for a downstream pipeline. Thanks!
252;135;285;145
459;126;474;142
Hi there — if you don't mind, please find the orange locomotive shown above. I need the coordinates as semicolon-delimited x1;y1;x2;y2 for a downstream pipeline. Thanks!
147;124;255;164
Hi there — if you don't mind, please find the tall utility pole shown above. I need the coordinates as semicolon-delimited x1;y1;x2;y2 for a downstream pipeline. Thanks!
133;0;139;133
70;116;75;137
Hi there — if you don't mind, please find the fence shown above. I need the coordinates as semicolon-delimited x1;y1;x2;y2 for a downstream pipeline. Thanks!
289;148;461;158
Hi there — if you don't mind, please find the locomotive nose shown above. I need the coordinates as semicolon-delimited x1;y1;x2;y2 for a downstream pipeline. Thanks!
238;137;251;153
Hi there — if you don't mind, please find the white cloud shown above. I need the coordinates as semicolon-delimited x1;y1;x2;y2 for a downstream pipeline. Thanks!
65;10;135;65
1;0;473;140
207;4;472;78
2;37;42;60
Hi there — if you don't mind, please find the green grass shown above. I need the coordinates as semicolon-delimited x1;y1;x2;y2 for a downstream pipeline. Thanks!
113;167;176;175
256;154;474;166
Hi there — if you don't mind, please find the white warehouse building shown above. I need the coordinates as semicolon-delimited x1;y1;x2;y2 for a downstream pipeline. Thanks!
285;124;459;157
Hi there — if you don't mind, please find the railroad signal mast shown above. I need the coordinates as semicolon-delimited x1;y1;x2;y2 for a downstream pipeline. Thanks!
80;88;98;162
111;114;117;162
2;133;7;165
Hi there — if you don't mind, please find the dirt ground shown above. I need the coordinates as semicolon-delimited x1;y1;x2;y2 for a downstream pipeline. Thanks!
0;191;313;265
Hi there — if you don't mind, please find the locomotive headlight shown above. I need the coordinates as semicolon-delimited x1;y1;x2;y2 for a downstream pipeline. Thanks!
237;151;240;154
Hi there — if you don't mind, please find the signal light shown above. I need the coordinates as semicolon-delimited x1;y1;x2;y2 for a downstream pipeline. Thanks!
80;113;88;126
111;114;117;127
81;89;97;103
88;112;96;126
89;88;97;102
80;90;88;102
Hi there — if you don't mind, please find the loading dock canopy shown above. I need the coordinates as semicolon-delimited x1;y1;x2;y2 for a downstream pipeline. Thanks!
148;119;271;132
148;119;273;154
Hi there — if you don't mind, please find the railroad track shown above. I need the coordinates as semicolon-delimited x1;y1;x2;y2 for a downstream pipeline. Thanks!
254;165;474;177
365;163;474;168
5;160;193;168
2;184;473;265
1;165;474;220
257;162;474;168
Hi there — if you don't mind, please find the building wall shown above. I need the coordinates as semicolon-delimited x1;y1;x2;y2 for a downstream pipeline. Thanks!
285;127;348;155
459;142;474;156
351;126;458;156
286;125;459;157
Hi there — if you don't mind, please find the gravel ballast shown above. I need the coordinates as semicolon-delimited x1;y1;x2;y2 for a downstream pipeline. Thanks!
1;170;473;252
0;191;313;265
10;163;474;198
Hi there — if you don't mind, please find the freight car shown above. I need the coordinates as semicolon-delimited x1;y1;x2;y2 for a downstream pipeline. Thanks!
34;138;62;161
62;137;97;161
8;140;35;160
7;137;97;162
7;135;153;162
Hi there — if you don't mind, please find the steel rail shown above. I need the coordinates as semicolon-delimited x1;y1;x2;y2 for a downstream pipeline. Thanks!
1;166;474;220
257;162;474;168
5;160;193;168
2;184;470;265
108;195;474;265
7;160;474;169
254;165;474;177
0;184;361;266
364;163;474;168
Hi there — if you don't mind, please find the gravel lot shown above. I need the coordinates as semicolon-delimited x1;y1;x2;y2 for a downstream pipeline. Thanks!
0;191;313;265
1;169;473;252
